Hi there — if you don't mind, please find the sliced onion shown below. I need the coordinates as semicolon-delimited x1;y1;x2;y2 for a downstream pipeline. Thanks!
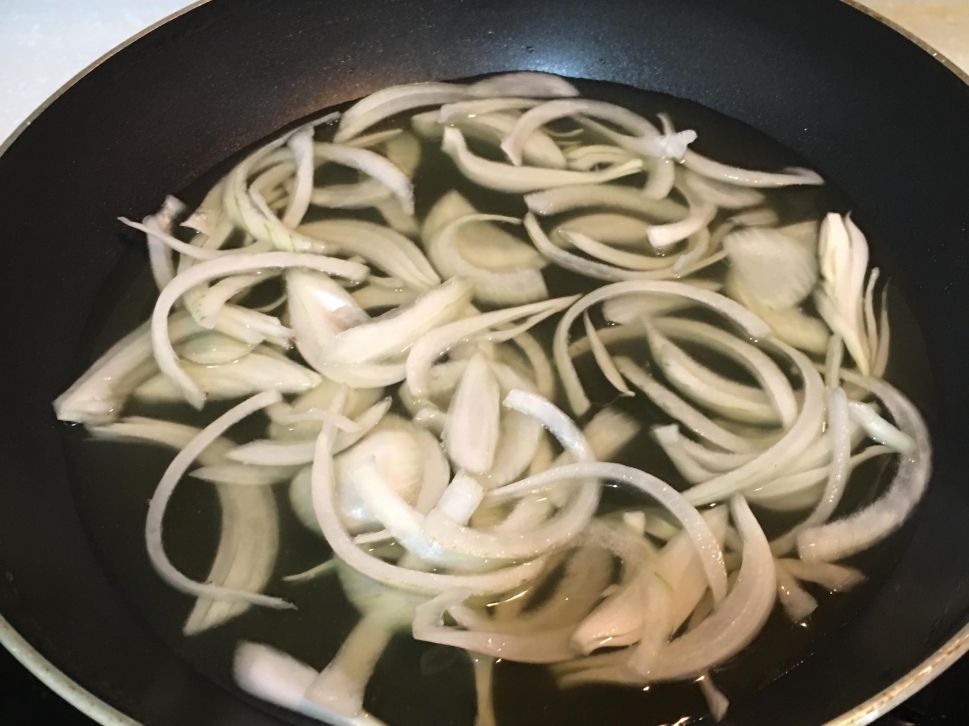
683;170;765;209
552;280;770;415
723;227;819;309
406;295;577;397
554;213;652;247
321;278;473;366
444;354;501;474
467;72;579;98
525;184;685;221
582;313;633;397
442;128;642;193
557;229;675;271
646;186;715;251
144;391;291;609
334;81;471;142
797;375;930;562
152;252;365;408
683;149;823;187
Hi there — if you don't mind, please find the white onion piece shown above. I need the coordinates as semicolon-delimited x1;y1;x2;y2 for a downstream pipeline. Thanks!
152;252;365;408
335;82;470;142
642;321;779;425
310;179;392;209
617;358;763;454
309;422;547;595
797;375;930;562
444;354;501;474
268;381;384;440
429;214;549;305
566;144;639;171
234;643;317;713
770;387;852;556
281;126;315;228
653;425;716;484
582;313;634;397
525;184;685;221
597;285;723;325
228;397;392;466
467;72;579;98
654;317;798;429
442;127;642;193
190;463;296;486
777;558;864;592
726;271;830;354
723;227;819;309
553;280;770;416
178;332;255;365
683;170;765;209
555;213;652;247
298;219;439;291
55;313;198;424
374;196;420;238
406;294;577;397
140;196;184;289
88;416;281;632
432;473;485;525
682;149;823;187
642;158;676;200
472;656;497;726
491;461;727;602
287;269;369;372
119;216;224;261
134;351;320;402
646;186;715;250
190;273;268;329
437;97;538;122
323;279;473;366
351;284;418;311
747;446;891;507
683;342;825;506
313;142;414;214
413;590;579;663
526;213;721;283
848;400;915;454
421;389;599;562
557;229;675;271
417;110;567;169
144;390;291;608
775;564;818;622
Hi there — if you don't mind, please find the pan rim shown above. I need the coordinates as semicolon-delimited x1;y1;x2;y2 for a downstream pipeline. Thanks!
0;1;966;723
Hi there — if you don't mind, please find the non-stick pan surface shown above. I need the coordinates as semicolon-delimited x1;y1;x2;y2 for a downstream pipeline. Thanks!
2;1;969;724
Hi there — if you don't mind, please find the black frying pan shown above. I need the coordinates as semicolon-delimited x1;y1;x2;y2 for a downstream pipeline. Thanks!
2;1;969;724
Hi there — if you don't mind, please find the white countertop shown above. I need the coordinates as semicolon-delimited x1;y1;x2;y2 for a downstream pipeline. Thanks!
1;0;968;143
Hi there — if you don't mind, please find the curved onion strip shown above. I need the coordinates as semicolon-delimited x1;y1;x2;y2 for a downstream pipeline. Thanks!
151;252;365;408
406;295;578;397
525;213;722;283
777;558;865;591
646;186;715;250
770;387;852;555
227;397;392;465
553;280;770;415
193;273;267;328
797;375;930;562
143;391;291;609
417;110;567;169
654;317;798;428
444;353;501;474
554;213;651;247
467;72;579;98
281;126;315;228
429;214;548;305
617;358;763;454
322;279;473;366
334;82;470;142
420;389;599;562
525;184;685;221
178;332;254;365
557;229;676;271
437;98;538;122
442;128;642;193
119;217;224;261
313;142;414;214
582;313;634;396
848;400;915;454
642;321;779;426
298;219;438;291
309;422;547;596
566;144;638;171
310;179;392;209
683;170;765;209
682;343;826;506
190;463;297;486
682;149;823;187
747;446;891;506
501;99;659;165
775;564;818;622
142;196;184;289
55;313;198;424
643;158;676;200
490;461;727;602
653;425;716;484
